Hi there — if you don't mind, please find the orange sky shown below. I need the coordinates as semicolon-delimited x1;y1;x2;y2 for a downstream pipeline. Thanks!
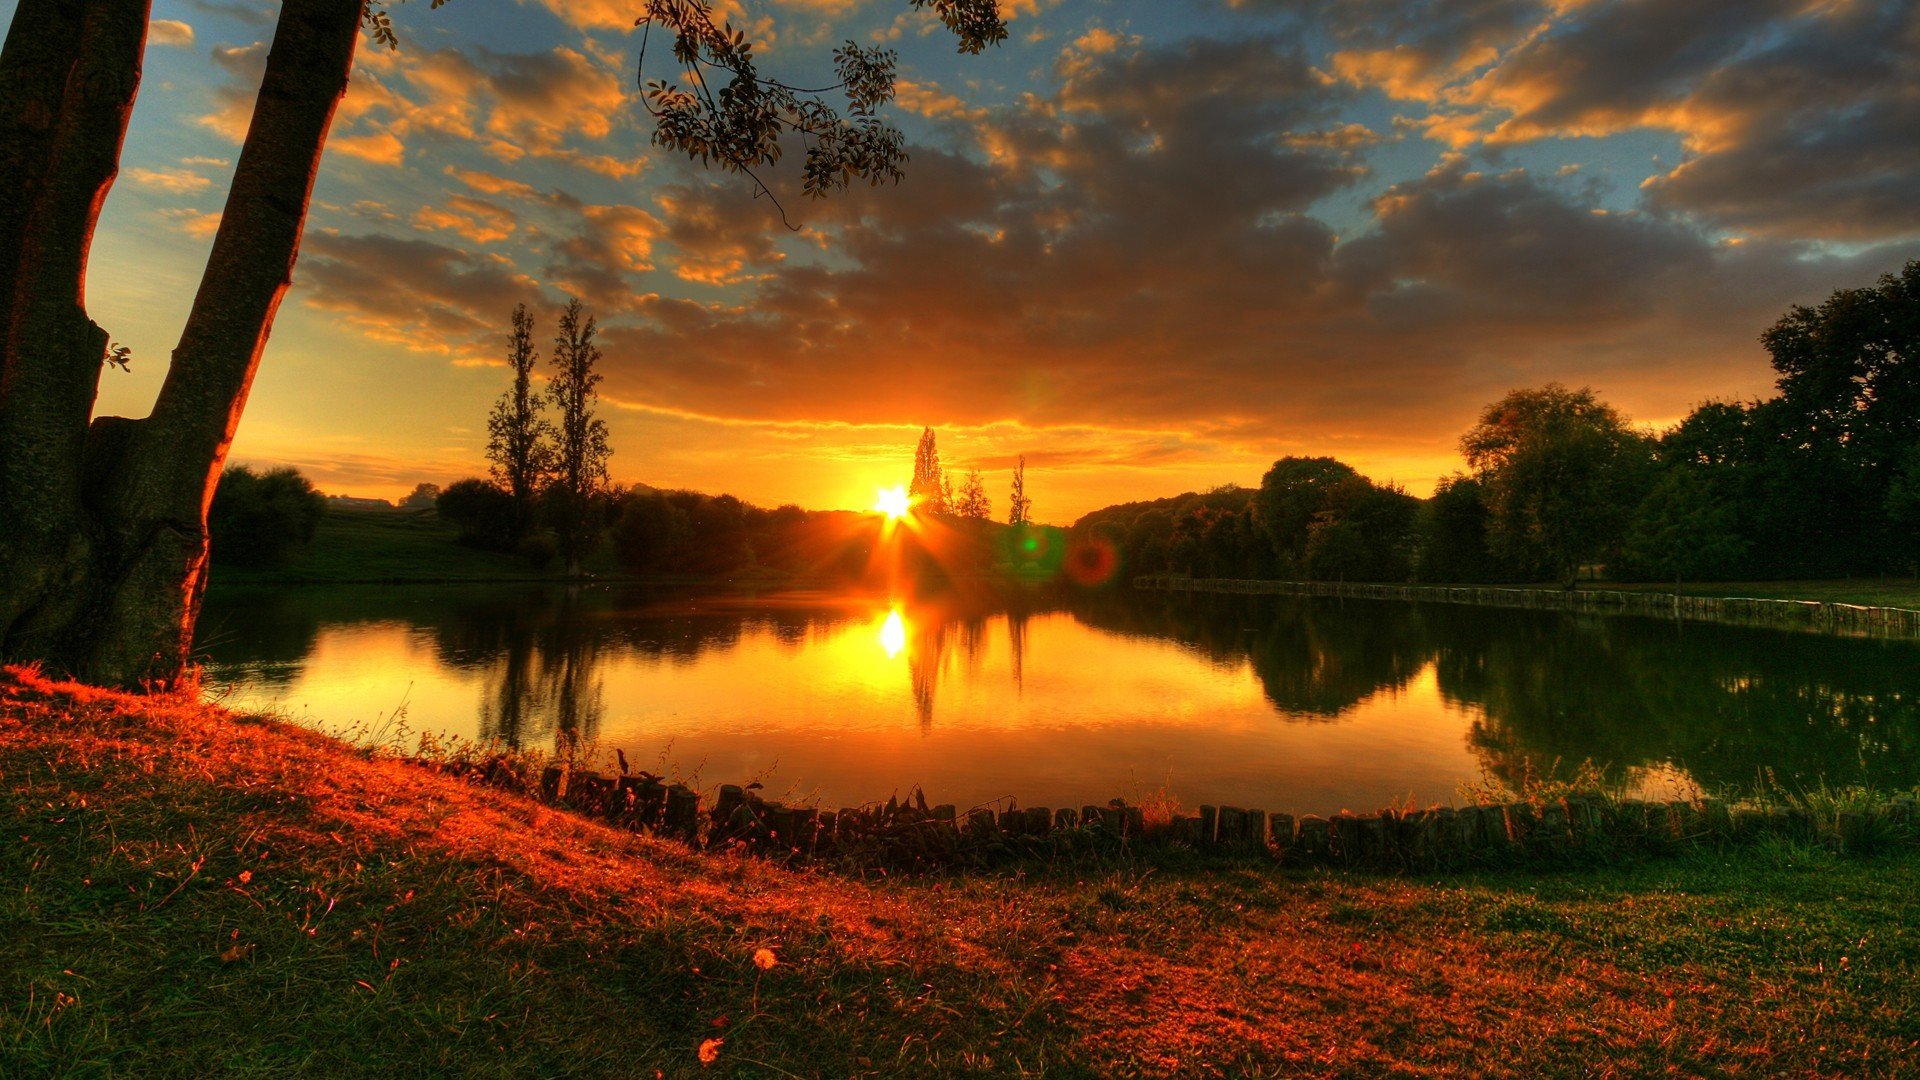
70;0;1920;522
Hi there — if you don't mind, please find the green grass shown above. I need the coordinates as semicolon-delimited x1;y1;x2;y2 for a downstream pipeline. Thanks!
1607;579;1920;609
5;671;1920;1077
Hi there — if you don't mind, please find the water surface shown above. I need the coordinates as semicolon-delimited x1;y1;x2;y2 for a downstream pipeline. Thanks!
195;585;1920;816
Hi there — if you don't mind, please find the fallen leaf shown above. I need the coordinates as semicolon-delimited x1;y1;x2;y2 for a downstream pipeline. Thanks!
698;1038;723;1065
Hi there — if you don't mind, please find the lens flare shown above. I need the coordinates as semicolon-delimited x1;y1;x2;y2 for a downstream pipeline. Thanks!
874;485;912;521
879;608;907;658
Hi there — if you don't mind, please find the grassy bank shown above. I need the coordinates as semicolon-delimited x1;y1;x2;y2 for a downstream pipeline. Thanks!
1602;578;1920;609
5;671;1918;1077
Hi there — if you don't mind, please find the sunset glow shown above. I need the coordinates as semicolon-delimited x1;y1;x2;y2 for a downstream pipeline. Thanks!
73;1;1916;519
873;486;912;522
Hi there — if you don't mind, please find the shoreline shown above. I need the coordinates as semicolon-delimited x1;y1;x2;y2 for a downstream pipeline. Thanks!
1135;575;1920;638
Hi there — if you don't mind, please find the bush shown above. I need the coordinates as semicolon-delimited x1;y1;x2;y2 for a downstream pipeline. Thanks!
516;534;557;571
209;465;327;567
611;491;691;574
436;478;517;551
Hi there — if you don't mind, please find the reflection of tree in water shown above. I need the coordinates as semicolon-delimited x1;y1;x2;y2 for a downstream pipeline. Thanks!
474;592;603;749
203;583;1920;793
908;618;948;731
1068;591;1432;717
1007;609;1028;696
1069;589;1920;794
1430;608;1920;794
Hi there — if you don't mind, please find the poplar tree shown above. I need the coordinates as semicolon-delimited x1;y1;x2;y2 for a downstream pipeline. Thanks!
547;299;611;577
910;427;951;514
1008;456;1032;526
486;304;554;540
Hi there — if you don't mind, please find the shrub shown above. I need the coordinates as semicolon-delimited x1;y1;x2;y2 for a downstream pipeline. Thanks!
436;478;517;551
209;465;327;567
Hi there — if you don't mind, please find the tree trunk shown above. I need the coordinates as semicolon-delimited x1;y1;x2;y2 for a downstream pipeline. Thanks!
0;0;361;688
0;0;150;675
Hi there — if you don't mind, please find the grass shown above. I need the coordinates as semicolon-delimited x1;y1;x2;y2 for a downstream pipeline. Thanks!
5;669;1919;1077
1604;578;1920;609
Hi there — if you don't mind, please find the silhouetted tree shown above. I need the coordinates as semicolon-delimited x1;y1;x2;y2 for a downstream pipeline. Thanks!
487;303;554;540
0;1;1003;687
1462;384;1655;589
1416;475;1497;583
1008;456;1031;525
955;469;990;519
611;491;692;575
547;299;611;577
437;478;517;551
910;428;949;514
399;483;440;510
208;466;327;568
1252;457;1362;575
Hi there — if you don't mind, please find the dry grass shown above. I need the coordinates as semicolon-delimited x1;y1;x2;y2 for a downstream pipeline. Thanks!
4;667;1918;1077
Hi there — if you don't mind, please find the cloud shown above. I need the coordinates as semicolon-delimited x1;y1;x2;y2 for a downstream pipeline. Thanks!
412;195;519;244
161;208;223;237
149;19;195;48
127;166;213;193
296;233;539;354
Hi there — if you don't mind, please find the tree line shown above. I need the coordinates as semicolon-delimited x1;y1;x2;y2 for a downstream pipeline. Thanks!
1077;263;1920;588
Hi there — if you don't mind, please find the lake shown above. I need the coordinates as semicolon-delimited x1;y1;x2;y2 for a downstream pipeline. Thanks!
194;584;1920;817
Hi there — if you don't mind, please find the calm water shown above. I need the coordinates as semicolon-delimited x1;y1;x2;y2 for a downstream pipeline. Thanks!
194;585;1920;816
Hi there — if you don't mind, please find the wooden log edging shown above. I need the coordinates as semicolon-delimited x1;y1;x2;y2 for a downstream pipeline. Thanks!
409;756;1920;872
1133;576;1920;640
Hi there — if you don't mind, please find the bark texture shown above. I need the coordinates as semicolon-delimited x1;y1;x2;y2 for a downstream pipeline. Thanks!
0;0;361;687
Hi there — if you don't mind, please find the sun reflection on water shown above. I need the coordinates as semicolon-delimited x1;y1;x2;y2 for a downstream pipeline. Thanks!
879;608;907;658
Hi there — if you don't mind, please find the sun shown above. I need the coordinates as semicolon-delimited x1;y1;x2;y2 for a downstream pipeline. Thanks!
873;485;912;521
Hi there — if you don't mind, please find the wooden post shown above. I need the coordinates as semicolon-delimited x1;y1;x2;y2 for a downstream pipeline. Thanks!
1220;807;1247;849
636;777;667;829
1025;807;1052;836
1504;802;1536;849
1268;813;1295;860
1356;814;1388;865
1054;807;1078;831
664;784;699;843
1296;815;1331;863
1199;805;1219;846
1246;809;1268;853
1332;812;1361;865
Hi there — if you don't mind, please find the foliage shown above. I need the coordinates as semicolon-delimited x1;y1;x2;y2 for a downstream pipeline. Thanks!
207;466;327;568
1462;384;1656;588
1616;467;1751;583
1416;475;1498;583
398;482;440;510
487;303;555;540
1251;457;1362;572
436;478;518;551
546;299;612;575
955;468;990;519
635;0;1005;220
